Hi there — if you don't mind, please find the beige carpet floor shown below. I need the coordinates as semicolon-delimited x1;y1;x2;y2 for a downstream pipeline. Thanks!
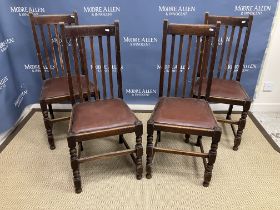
0;112;280;209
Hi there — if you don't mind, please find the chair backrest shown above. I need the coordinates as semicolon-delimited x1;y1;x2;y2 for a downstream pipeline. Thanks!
159;20;220;99
61;21;123;104
204;13;253;81
29;13;78;80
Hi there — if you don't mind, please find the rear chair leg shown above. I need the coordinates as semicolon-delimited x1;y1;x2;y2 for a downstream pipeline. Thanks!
196;136;202;146
185;134;190;143
233;103;250;151
157;131;161;142
68;138;82;194
48;104;55;119
226;105;233;120
203;128;221;187
135;122;143;180
119;135;124;144
146;121;154;179
40;101;55;150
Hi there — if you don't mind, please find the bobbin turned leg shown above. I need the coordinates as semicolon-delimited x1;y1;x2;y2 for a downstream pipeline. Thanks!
233;102;250;151
68;138;82;194
203;128;221;187
40;100;55;150
146;120;154;179
135;122;143;180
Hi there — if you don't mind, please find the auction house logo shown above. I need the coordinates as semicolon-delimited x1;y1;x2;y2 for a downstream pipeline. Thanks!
24;64;55;73
10;6;46;16
0;76;8;90
156;64;189;73
158;5;195;16
14;84;28;108
227;63;257;73
123;36;158;47
90;64;124;73
234;5;272;16
0;38;15;53
83;6;120;17
125;88;157;97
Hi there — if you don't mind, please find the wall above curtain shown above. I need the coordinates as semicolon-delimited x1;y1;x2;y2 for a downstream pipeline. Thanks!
0;0;278;133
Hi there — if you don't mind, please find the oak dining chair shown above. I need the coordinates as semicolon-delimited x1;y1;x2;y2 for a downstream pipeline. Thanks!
61;21;143;193
193;13;253;151
30;13;98;150
146;20;222;187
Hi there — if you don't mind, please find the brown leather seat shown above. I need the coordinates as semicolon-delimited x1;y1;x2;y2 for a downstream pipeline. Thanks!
152;97;218;130
194;78;250;101
69;98;138;135
40;76;94;101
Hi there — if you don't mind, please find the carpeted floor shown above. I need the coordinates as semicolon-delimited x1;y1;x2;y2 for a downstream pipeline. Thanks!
0;112;280;209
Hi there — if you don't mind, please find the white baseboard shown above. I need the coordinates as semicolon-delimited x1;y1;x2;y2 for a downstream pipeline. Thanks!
251;103;280;112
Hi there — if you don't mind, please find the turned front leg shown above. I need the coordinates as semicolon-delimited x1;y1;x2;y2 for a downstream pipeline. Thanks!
135;122;143;180
146;122;154;179
68;138;82;194
203;129;221;187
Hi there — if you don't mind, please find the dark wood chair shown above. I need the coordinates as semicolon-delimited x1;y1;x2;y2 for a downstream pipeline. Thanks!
29;13;97;150
146;20;222;187
193;13;253;151
61;21;143;193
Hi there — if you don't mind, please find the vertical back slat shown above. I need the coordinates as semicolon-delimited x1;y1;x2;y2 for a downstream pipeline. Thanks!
80;37;91;100
47;24;59;76
98;36;107;99
237;15;253;81
182;35;192;97
230;26;243;80
197;36;205;77
71;37;84;102
167;34;176;97
217;26;228;78
114;21;123;99
107;35;114;98
198;36;211;98
223;26;235;79
190;36;201;97
174;35;184;97
39;24;53;78
54;24;65;75
159;20;168;97
90;36;100;100
29;15;46;80
205;22;220;99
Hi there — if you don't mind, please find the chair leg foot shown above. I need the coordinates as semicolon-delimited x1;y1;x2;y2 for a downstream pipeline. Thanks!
146;173;152;179
203;181;210;187
232;145;239;151
185;134;190;143
50;145;56;150
75;188;82;194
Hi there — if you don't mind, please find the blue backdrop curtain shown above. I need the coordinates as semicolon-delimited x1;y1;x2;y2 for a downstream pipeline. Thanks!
0;0;278;133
